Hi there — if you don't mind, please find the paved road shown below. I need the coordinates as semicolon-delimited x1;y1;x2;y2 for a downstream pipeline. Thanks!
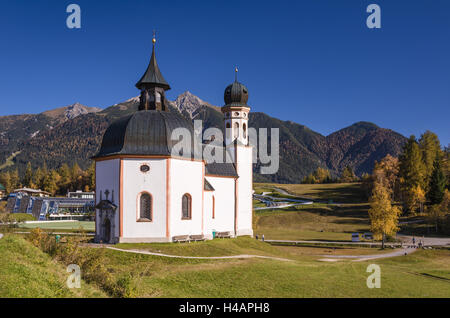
397;234;450;247
107;246;291;262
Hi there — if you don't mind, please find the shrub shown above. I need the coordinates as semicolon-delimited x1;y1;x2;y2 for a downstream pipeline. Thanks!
26;229;134;297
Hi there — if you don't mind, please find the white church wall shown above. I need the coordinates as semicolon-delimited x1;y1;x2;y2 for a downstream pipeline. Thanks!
121;158;167;240
203;191;213;238
168;159;203;238
204;176;235;236
95;159;120;238
236;146;253;236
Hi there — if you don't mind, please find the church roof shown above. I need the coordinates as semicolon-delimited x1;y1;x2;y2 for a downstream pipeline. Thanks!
204;179;215;191
93;110;195;159
95;200;117;210
205;161;238;177
135;44;170;91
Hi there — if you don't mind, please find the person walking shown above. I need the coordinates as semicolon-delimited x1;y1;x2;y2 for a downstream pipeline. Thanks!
262;234;265;242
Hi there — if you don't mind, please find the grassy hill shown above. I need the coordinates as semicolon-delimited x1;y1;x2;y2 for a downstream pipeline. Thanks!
0;234;105;297
3;234;448;297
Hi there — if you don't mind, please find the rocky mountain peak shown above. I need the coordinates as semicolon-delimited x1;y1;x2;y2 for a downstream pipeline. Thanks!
64;102;101;120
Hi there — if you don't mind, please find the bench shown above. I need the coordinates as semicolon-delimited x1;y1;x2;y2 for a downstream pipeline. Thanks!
216;231;231;239
189;234;206;242
172;235;190;243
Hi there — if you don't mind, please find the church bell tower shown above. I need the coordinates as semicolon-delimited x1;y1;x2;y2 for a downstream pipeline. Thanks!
136;33;171;111
221;68;250;145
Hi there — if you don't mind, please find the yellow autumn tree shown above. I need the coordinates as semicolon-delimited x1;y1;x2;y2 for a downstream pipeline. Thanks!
368;182;402;243
406;185;426;214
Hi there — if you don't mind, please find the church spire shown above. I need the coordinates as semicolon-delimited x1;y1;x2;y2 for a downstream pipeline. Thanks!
136;32;171;111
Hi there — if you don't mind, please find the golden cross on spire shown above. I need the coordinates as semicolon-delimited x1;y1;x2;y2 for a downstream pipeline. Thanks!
235;66;238;82
152;30;156;45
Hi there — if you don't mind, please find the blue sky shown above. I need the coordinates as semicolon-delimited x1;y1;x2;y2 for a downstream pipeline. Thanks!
0;0;449;145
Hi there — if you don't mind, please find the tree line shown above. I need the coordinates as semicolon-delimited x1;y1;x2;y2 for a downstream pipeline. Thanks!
365;131;450;239
0;162;95;196
302;166;359;184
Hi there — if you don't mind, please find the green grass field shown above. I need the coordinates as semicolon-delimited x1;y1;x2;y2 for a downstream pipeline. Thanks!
18;221;95;231
0;235;105;298
254;182;367;203
4;234;449;298
1;182;449;298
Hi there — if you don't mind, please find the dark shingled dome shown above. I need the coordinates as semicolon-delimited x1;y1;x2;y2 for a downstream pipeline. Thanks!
224;81;249;106
94;110;196;158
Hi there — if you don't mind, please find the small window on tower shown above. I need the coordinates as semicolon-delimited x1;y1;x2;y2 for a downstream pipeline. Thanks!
226;122;231;129
155;92;161;103
234;112;239;117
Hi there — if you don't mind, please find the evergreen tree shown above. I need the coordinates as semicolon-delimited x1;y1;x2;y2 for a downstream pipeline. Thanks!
418;131;441;191
313;167;331;183
0;172;12;194
33;167;44;190
42;170;60;195
399;135;426;212
22;162;34;188
427;154;446;204
340;166;357;183
58;163;72;193
87;162;95;191
9;169;21;190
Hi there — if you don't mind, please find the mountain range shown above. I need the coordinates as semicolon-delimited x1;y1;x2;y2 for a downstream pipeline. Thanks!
0;92;407;183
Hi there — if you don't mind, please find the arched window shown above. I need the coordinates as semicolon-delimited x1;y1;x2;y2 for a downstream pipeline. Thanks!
226;122;231;128
139;193;152;221
182;194;192;220
234;122;239;138
155;92;161;103
243;123;247;138
212;195;215;219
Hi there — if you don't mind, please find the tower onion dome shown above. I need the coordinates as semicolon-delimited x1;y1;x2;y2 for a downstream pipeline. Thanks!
224;81;249;106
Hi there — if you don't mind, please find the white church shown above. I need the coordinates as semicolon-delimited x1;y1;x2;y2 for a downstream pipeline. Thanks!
93;38;253;243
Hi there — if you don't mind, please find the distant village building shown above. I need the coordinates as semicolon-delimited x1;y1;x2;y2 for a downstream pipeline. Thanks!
93;37;253;243
13;188;51;197
6;188;94;220
67;190;95;199
0;184;5;197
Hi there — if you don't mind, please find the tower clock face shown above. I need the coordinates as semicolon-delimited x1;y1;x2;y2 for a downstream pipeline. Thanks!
140;164;150;173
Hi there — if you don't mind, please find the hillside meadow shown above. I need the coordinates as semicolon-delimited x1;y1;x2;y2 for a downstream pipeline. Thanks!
1;234;449;298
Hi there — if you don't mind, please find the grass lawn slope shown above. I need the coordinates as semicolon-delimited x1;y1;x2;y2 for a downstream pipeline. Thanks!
0;234;105;298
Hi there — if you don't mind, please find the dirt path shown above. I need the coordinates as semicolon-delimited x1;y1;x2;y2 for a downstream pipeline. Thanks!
318;247;417;262
106;246;291;262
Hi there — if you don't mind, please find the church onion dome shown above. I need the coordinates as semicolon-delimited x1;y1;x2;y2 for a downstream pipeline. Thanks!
224;81;249;107
135;43;171;91
93;110;196;159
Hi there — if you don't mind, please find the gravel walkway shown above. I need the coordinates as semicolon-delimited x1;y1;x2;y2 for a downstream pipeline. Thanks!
106;246;291;262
